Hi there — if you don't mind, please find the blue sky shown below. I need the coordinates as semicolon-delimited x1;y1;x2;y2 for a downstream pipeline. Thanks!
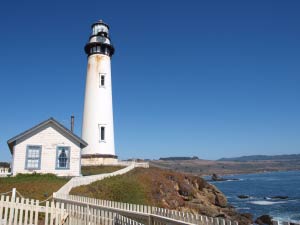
0;1;299;161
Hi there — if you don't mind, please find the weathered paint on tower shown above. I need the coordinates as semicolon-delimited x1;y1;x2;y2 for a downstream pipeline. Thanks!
81;20;117;165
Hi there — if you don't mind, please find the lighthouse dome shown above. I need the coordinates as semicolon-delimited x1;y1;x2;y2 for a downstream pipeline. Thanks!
91;20;109;35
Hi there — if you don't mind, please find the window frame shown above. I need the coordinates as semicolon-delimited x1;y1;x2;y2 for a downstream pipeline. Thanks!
25;145;42;170
55;146;71;170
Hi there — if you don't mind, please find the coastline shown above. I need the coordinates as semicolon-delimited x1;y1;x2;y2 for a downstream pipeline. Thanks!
211;170;300;222
201;168;300;177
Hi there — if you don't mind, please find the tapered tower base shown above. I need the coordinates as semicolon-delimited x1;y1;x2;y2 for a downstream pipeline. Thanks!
81;154;118;166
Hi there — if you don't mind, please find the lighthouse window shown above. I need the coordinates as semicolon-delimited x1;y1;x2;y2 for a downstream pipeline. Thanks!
99;74;106;87
101;75;105;86
100;126;105;141
56;146;70;169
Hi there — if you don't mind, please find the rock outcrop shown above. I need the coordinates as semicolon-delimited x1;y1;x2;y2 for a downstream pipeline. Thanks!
238;195;250;199
255;215;273;225
137;167;252;225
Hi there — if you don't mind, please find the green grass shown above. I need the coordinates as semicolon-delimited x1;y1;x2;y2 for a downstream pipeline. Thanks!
0;173;69;200
81;165;125;176
71;169;150;205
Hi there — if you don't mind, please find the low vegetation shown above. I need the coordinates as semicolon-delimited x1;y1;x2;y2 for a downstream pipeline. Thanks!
0;173;69;200
71;168;150;204
81;165;125;176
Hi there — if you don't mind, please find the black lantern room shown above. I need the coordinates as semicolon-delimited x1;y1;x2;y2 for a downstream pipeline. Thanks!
84;20;115;57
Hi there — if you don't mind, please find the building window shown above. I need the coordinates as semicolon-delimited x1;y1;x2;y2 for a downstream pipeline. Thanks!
56;147;70;169
99;74;106;87
99;125;105;141
26;145;41;170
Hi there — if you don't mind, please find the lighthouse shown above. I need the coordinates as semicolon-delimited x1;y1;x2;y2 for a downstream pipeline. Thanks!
81;20;117;165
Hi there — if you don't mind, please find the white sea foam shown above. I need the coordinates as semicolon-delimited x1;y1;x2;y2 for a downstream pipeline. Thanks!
236;207;251;210
226;179;242;182
249;200;287;206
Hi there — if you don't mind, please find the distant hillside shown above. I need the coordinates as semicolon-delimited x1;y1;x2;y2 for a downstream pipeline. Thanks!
159;156;199;161
218;154;300;162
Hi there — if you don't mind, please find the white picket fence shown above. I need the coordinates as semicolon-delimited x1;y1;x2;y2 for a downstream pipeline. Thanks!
54;194;300;225
57;163;139;195
54;193;239;225
0;194;67;225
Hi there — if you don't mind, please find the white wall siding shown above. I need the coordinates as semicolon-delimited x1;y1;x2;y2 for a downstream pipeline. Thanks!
13;125;81;176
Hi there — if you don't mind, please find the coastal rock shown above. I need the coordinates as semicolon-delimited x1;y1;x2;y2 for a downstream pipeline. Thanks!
238;195;250;199
211;174;239;182
255;215;273;225
269;196;288;200
241;213;253;222
212;173;226;181
214;190;227;207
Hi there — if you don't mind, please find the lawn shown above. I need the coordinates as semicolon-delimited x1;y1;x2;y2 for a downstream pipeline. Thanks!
70;168;152;205
81;165;125;176
0;173;69;201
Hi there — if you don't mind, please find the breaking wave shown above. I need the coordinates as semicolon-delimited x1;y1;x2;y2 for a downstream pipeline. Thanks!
249;200;287;206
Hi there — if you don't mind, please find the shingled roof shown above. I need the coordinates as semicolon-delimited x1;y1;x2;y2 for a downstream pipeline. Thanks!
7;117;88;154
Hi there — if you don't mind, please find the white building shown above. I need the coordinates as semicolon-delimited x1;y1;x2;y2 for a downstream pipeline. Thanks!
0;167;10;177
7;118;88;176
81;20;117;165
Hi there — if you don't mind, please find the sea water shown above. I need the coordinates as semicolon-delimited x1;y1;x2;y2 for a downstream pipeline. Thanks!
210;170;300;222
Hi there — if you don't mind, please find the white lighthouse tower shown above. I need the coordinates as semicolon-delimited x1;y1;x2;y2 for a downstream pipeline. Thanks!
81;20;117;165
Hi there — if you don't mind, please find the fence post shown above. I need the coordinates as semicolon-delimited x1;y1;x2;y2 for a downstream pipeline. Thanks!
147;215;153;225
9;188;16;225
11;188;16;202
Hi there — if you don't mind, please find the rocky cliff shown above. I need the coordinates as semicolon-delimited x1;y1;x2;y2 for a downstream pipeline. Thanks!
140;167;252;225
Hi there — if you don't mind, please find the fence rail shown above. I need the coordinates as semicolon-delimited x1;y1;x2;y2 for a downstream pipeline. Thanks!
114;214;144;225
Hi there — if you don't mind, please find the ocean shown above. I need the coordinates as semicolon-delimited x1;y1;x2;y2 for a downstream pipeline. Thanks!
210;170;300;222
